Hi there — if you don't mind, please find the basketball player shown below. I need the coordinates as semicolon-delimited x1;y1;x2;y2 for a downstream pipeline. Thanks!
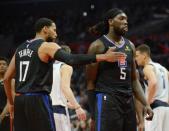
86;8;153;131
51;45;86;131
3;17;126;131
0;57;14;131
135;44;169;131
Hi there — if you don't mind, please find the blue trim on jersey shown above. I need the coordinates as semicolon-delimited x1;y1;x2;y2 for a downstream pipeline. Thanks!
103;35;125;48
23;92;48;96
53;105;66;115
42;95;56;131
97;93;103;131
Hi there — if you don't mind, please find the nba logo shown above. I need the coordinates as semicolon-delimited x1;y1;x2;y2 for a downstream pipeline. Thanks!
118;57;127;67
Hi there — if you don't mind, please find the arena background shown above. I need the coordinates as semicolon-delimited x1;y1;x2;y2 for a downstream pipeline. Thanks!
0;0;169;130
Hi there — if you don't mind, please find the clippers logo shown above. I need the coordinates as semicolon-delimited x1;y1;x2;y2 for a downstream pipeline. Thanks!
125;46;131;51
118;57;127;67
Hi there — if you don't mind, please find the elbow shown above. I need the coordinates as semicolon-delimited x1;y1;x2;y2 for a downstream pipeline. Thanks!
3;75;9;85
61;85;69;93
3;75;12;86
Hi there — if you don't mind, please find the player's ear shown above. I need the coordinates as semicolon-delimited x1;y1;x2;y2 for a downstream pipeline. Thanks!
43;26;49;34
108;18;114;26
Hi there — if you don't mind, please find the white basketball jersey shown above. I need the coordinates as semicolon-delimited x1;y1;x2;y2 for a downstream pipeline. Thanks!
144;61;169;103
50;61;67;106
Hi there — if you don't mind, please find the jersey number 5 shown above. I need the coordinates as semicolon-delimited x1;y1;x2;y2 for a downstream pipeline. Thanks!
120;67;126;80
19;61;30;82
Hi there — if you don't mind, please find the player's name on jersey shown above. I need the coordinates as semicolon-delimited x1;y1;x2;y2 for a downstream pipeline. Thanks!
18;49;34;58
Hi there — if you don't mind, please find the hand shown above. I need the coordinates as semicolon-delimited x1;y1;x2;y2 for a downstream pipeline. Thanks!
144;105;154;121
75;107;86;121
105;47;126;62
8;104;14;120
0;115;2;124
138;121;144;131
0;113;6;124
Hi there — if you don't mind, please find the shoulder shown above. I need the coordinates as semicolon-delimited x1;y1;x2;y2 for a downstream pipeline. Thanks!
40;42;60;49
143;64;154;74
88;39;105;54
38;42;62;53
60;64;73;73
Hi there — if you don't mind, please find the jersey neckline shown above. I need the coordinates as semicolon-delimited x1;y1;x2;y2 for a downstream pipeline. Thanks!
103;35;125;48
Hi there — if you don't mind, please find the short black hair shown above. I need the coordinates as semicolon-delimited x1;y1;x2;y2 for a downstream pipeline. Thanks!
34;18;54;33
0;56;9;64
136;44;151;56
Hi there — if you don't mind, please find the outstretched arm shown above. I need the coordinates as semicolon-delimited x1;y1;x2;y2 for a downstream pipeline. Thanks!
39;42;126;65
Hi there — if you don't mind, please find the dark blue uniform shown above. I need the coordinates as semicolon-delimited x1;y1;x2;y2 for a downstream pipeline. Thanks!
14;39;55;131
0;80;10;131
95;35;136;131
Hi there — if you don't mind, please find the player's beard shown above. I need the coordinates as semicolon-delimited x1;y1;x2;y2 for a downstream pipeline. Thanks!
114;27;126;36
46;36;55;42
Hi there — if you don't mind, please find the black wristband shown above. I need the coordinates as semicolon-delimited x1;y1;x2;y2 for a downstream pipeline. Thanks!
54;49;96;65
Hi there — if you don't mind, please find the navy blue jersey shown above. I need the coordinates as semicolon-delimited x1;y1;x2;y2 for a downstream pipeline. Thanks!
15;39;53;93
96;35;133;94
0;80;7;112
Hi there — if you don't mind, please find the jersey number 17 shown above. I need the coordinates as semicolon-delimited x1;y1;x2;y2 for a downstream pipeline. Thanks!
19;61;30;82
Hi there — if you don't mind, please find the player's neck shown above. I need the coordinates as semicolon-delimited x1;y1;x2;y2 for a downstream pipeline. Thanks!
106;31;122;44
35;33;46;41
0;73;4;80
144;58;152;66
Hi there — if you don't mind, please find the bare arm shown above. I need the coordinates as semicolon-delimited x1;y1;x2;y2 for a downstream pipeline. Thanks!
60;64;86;120
135;98;144;131
143;65;157;104
86;40;105;90
4;55;15;105
60;64;80;109
134;70;144;131
11;79;15;100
